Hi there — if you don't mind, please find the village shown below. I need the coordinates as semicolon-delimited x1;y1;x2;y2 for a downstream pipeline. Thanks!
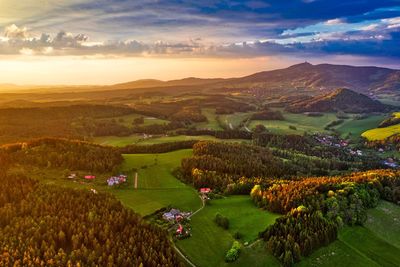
313;133;399;169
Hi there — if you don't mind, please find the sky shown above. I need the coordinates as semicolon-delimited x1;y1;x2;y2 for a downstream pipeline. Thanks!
0;0;400;85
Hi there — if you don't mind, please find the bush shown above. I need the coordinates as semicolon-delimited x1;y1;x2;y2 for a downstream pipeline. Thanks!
289;125;297;130
233;231;242;240
215;213;230;229
225;241;241;262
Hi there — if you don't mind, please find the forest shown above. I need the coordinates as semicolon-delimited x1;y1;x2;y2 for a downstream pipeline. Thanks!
1;138;123;172
0;173;182;266
252;170;400;266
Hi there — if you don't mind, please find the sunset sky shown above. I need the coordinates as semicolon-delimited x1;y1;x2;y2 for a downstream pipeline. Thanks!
1;0;400;85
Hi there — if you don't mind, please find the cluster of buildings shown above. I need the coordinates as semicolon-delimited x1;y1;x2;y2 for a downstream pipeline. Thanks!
313;134;349;148
162;208;191;222
313;134;363;156
107;174;127;187
383;158;399;168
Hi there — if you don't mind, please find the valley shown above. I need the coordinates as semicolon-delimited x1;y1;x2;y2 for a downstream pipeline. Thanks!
0;62;399;267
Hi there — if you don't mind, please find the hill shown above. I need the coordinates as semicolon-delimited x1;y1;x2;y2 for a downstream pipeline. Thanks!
286;88;388;113
231;62;400;95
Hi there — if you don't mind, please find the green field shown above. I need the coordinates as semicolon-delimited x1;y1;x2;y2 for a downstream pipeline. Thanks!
220;112;252;130
335;114;386;140
113;149;201;215
298;201;400;267
364;201;400;249
177;196;280;267
93;134;248;147
249;110;338;135
196;108;224;130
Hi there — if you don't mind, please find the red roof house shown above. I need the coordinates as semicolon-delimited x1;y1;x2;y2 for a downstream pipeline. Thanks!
200;188;211;194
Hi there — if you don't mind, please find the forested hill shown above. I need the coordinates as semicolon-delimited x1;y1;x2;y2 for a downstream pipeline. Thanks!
0;174;183;266
286;88;389;113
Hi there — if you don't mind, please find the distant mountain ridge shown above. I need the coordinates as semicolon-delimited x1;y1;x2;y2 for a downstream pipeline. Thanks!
286;88;389;113
228;62;400;94
109;62;400;96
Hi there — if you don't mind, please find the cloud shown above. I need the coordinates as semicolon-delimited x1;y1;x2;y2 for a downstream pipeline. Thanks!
4;24;28;39
325;19;344;25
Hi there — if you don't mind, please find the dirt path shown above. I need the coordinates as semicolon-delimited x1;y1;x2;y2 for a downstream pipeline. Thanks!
173;194;205;267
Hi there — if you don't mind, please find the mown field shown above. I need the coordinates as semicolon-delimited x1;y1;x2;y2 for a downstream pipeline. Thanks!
113;149;201;215
177;195;280;267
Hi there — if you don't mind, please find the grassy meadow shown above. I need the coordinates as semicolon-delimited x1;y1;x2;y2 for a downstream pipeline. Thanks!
177;195;280;267
113;149;201;215
249;110;338;135
335;114;386;140
298;201;400;267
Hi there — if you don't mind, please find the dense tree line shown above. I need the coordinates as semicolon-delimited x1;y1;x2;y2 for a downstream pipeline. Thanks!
179;141;369;193
251;108;284;120
366;134;400;151
251;170;399;214
378;115;400;128
1;138;123;172
252;170;400;266
181;141;288;180
119;140;197;154
170;107;207;123
262;209;338;266
0;104;135;144
0;174;183;267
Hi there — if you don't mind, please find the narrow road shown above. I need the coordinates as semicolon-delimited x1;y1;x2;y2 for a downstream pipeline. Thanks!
172;194;205;267
173;244;197;267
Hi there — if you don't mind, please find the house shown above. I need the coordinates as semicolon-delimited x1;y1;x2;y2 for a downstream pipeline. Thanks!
84;175;96;180
162;209;191;222
107;174;127;186
200;188;211;194
68;173;77;179
176;224;183;235
163;209;181;221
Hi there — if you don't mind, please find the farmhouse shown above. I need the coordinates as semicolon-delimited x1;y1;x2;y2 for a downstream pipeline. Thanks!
68;173;77;179
162;208;191;222
107;174;127;186
200;188;212;194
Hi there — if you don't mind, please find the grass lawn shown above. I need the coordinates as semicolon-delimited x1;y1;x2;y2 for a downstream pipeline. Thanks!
111;149;201;215
177;196;279;267
335;114;386;140
249;110;338;135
